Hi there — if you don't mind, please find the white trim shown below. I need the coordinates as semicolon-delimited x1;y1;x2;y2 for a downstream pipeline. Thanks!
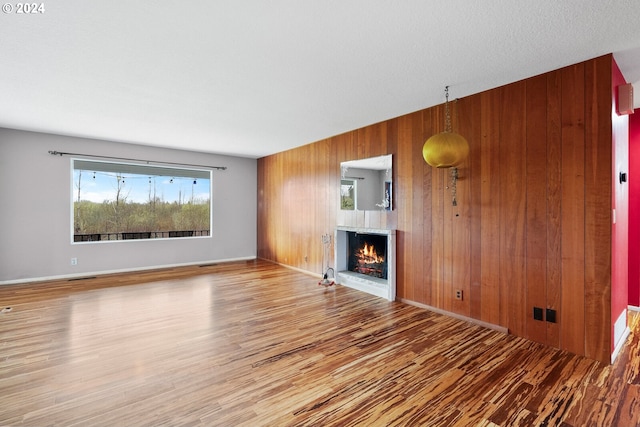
628;305;640;312
610;308;631;364
399;298;509;334
70;157;214;245
611;326;631;364
335;226;396;302
0;256;256;286
266;259;323;279
613;308;628;350
338;271;394;301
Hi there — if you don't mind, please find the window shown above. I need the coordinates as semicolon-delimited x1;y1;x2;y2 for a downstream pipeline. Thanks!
72;159;211;243
340;179;356;210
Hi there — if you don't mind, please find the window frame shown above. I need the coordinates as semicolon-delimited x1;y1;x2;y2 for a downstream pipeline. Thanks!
70;158;213;245
340;179;357;210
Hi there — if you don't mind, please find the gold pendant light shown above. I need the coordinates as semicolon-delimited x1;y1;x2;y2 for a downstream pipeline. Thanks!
422;86;469;168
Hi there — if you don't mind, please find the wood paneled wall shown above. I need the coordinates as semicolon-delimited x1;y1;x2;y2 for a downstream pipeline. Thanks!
257;55;613;363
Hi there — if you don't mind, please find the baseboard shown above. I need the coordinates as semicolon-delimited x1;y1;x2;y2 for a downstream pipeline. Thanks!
628;305;640;312
611;326;631;364
259;258;323;279
398;298;509;334
0;256;257;286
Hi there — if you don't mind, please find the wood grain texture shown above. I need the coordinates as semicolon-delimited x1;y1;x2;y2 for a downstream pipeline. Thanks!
257;56;615;362
419;110;434;306
560;63;587;356
584;55;613;361
499;80;527;337
525;74;549;345
546;69;563;349
396;113;416;302
466;93;483;322
448;99;472;318
478;88;502;328
0;262;637;426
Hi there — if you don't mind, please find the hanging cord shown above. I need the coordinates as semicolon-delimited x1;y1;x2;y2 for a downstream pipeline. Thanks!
445;86;460;208
444;86;452;133
450;168;458;207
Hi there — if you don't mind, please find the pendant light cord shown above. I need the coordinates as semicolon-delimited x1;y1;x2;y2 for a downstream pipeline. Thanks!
444;86;452;133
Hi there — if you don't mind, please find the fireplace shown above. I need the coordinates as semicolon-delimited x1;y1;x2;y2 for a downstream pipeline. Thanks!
335;226;396;301
348;232;387;279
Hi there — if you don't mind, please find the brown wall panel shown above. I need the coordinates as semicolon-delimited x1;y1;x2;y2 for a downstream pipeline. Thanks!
426;107;445;308
256;56;615;363
396;113;417;302
448;98;472;316
431;159;446;309
499;81;528;337
546;70;563;348
409;115;426;305
450;162;471;317
525;74;549;344
419;110;434;305
560;63;586;355
584;56;613;361
465;94;483;321
478;89;502;327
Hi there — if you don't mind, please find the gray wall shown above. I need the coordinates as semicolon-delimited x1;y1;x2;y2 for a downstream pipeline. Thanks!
0;128;257;283
352;168;384;210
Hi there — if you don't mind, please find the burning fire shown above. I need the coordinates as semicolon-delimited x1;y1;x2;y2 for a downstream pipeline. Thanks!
358;243;385;264
348;234;387;279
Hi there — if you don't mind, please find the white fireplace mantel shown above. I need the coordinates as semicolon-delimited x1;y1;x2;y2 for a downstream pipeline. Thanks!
335;226;396;301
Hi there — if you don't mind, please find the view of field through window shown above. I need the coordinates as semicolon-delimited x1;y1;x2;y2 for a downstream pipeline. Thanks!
72;160;211;242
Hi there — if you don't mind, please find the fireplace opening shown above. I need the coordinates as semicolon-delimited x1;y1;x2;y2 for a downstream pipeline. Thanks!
347;232;388;280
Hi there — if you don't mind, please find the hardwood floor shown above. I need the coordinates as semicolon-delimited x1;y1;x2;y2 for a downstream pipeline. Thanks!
0;260;638;426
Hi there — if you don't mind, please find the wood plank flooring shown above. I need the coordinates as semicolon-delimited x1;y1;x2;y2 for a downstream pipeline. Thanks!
0;260;638;426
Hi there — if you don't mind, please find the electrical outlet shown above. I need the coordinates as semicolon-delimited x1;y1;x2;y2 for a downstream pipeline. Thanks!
533;307;544;321
546;308;557;323
70;257;78;266
455;290;463;300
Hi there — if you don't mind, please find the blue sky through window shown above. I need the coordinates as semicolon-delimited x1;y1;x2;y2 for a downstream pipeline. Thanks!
73;169;210;204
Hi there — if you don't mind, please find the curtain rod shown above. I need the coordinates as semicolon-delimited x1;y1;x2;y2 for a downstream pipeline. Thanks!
48;150;227;171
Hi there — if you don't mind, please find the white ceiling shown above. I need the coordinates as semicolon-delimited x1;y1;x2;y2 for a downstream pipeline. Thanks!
1;1;640;159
